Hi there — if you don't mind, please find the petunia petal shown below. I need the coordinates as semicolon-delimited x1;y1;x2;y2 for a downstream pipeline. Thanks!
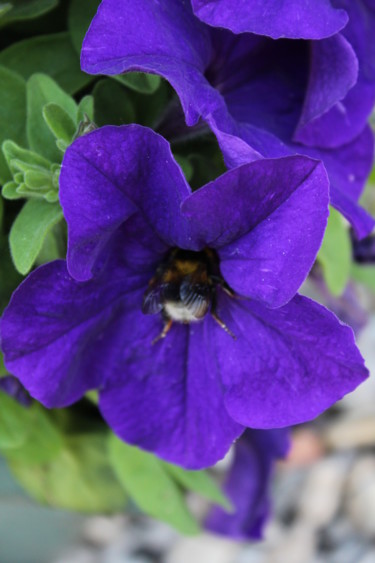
191;0;348;39
212;294;368;428
211;117;375;239
205;428;290;539
60;125;193;281
99;317;244;469
183;156;329;307
81;0;220;126
0;261;148;408
294;34;359;144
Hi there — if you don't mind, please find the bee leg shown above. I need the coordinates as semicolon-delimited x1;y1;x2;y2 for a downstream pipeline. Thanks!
152;318;173;345
211;312;236;340
211;276;238;299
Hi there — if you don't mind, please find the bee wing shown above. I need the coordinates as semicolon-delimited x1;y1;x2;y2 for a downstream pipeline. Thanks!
179;278;211;319
142;283;164;315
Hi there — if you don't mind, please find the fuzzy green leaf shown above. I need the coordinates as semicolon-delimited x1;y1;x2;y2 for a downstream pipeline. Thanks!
0;33;92;94
68;0;101;53
164;463;232;510
317;207;351;296
0;66;27;184
27;73;77;162
0;0;58;27
9;433;127;513
5;404;63;464
0;391;30;450
0;351;8;377
351;263;375;293
77;95;94;123
2;139;52;172
43;103;76;144
9;199;63;274
93;79;136;127
114;73;161;94
108;435;200;534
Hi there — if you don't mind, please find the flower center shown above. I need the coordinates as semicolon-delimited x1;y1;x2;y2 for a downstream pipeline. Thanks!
142;248;235;343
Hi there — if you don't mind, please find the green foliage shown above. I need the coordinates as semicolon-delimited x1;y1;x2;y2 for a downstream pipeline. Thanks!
0;33;92;94
43;103;77;145
174;155;194;182
9;433;128;513
2;140;59;201
164;463;232;510
9;199;63;275
1;74;96;274
108;435;200;534
114;73;161;95
317;207;351;296
68;0;101;53
0;352;8;377
0;230;23;312
93;79;136;126
77;95;94;122
0;391;30;449
27;73;77;162
5;403;63;464
0;0;58;27
0;66;27;184
351;263;375;293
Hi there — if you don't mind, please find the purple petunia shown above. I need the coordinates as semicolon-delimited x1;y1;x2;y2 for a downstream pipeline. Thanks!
81;0;375;238
0;125;368;468
205;428;290;539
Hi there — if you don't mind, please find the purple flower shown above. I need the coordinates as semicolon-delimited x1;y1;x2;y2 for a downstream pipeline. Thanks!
205;429;290;539
81;0;375;238
0;125;368;468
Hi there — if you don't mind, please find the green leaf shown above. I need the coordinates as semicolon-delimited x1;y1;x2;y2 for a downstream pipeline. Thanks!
0;4;12;19
5;404;63;464
164;463;232;511
68;0;101;53
3;139;52;172
93;79;136;126
35;226;62;265
351;263;375;293
0;0;58;27
317;207;351;296
114;73;161;94
9;199;63;274
0;351;8;377
0;233;23;313
77;95;94;122
43;103;77;144
174;155;193;182
0;391;30;450
0;66;27;184
26;73;77;162
0;196;3;230
108;435;200;534
9;433;127;513
0;33;92;94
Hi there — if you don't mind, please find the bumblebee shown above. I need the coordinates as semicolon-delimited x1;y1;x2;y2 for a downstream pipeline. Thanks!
142;248;235;343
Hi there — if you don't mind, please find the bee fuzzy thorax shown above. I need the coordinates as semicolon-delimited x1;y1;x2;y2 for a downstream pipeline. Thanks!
142;247;236;342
